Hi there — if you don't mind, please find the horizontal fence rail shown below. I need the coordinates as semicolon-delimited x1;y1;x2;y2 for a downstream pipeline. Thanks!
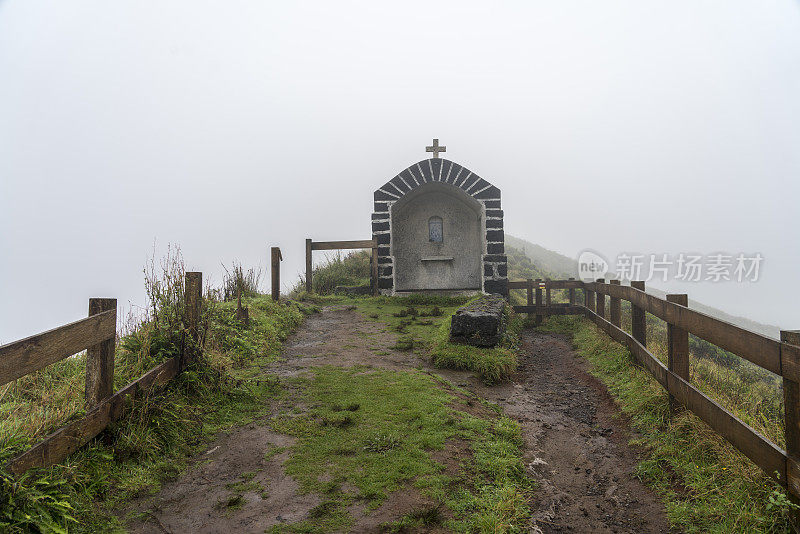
589;281;783;376
509;277;800;499
0;309;116;387
3;272;204;476
508;278;584;324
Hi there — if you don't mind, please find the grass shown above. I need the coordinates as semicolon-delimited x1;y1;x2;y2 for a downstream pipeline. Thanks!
2;245;529;532
267;366;532;532
0;248;310;533
333;294;524;384
539;315;794;533
293;250;372;296
431;305;523;385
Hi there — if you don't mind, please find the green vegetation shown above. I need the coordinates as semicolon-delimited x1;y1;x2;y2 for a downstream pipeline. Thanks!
336;294;523;384
268;367;531;532
295;250;372;296
431;306;523;385
507;240;784;449
539;315;793;533
0;250;308;533
505;239;793;531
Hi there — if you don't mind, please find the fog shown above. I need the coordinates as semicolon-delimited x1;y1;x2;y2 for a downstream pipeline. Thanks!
2;0;799;343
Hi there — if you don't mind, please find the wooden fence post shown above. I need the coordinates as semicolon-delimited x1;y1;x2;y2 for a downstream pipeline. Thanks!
371;245;379;296
609;280;621;327
586;284;595;312
526;279;534;308
305;239;313;293
631;281;646;347
782;330;800;522
271;247;282;301
546;284;552;307
184;272;202;367
85;298;117;408
667;294;689;414
535;279;543;326
596;278;605;318
568;277;576;305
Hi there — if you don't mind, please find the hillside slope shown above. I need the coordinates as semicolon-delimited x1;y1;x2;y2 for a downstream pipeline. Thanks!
506;233;780;338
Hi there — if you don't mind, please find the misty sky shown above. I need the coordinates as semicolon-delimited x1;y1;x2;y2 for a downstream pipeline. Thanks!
1;1;799;343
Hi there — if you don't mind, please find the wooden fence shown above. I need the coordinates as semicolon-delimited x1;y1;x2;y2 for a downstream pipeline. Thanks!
510;277;800;501
271;246;283;301
305;239;378;296
0;272;203;475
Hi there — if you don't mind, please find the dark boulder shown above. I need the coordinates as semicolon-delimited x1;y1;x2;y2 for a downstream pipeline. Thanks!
449;295;507;347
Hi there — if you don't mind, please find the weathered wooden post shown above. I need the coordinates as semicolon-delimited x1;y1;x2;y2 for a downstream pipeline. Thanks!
568;277;576;305
586;284;595;312
781;330;800;522
526;279;534;308
596;278;606;319
184;272;202;366
545;283;551;308
667;294;689;414
305;239;313;293
535;279;543;326
631;281;646;347
371;244;379;296
85;298;117;408
609;280;621;327
271;246;282;301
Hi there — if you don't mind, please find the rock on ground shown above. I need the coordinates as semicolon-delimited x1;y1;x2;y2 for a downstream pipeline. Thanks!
449;294;506;347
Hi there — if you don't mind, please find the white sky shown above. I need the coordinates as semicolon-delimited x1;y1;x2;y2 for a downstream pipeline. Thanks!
1;1;799;342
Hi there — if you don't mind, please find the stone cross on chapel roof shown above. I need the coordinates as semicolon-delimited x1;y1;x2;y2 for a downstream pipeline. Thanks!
425;138;446;158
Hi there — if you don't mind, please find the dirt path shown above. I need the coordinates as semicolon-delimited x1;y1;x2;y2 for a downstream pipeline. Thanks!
125;306;672;533
459;331;673;534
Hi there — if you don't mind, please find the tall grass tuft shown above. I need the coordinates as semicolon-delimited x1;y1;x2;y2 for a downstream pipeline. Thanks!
222;261;262;301
293;250;371;296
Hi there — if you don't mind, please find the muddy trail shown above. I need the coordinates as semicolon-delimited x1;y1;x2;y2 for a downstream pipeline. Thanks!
125;306;672;533
465;332;673;533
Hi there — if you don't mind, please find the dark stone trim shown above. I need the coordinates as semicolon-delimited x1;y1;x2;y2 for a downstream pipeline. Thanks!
483;200;501;209
468;178;490;194
487;243;505;254
372;221;389;232
474;186;501;199
497;263;508;277
378;256;393;264
372;213;389;221
483;279;508;296
418;161;433;183
440;159;454;183
377;245;391;256
486;219;503;229
376;233;390;245
483;254;507;262
484;265;494;277
374;190;398;202
379;265;393;276
400;169;418;189
389;175;410;194
378;278;393;289
486;229;504;242
448;164;465;185
374;202;389;212
430;159;443;181
462;173;480;191
485;209;503;218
